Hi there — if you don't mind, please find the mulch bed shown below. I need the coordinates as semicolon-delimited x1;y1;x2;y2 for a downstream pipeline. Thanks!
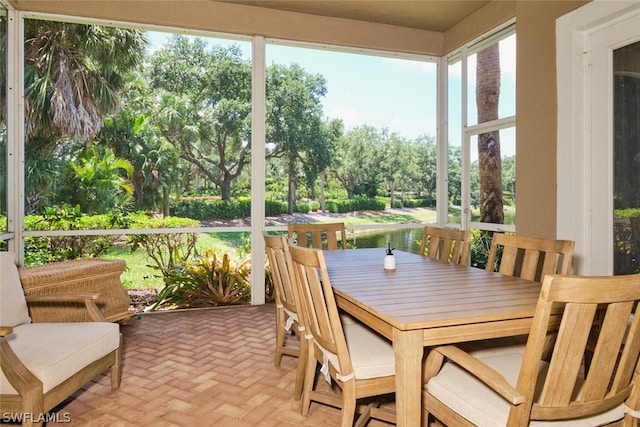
127;288;160;313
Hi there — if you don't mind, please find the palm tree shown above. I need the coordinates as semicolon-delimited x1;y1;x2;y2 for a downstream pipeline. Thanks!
18;19;146;213
476;43;504;224
24;20;146;143
66;146;134;214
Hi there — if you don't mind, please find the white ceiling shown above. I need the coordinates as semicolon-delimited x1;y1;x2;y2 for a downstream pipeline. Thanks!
215;1;492;32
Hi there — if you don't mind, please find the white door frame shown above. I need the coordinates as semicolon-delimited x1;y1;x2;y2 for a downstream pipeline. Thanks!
556;0;640;275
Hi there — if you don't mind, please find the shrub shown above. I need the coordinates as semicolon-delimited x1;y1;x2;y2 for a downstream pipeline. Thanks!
309;200;320;211
328;196;386;213
403;196;434;208
325;201;338;213
295;202;310;213
266;199;287;216
150;250;251;310
23;204;126;265
615;208;640;218
126;213;201;275
170;199;251;220
469;230;506;270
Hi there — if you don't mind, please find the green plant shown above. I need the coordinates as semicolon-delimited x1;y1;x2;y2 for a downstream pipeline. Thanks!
266;199;287;216
23;204;120;264
150;250;251;310
295;202;310;213
170;199;252;220
264;262;275;303
328;196;386;213
127;213;201;275
615;208;640;218
470;229;492;269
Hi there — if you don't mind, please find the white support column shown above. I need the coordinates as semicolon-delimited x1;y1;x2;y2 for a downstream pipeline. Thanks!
250;36;266;304
436;56;448;227
460;47;471;232
6;9;25;264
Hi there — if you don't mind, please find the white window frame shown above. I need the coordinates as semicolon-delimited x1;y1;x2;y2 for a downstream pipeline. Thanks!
444;21;517;233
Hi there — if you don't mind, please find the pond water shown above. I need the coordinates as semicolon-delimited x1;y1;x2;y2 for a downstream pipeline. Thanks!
347;227;423;255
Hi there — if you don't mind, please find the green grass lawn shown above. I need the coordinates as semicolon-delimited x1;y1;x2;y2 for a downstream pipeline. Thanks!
109;232;248;290
107;207;438;290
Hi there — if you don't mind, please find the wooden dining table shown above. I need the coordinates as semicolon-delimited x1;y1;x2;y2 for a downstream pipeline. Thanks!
322;248;550;427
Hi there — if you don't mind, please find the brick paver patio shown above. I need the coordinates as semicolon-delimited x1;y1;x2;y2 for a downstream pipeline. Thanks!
27;304;394;426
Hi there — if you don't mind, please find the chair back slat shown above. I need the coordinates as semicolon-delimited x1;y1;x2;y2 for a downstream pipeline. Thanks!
288;222;347;250
583;302;632;399
419;226;471;265
288;244;352;377
513;273;640;424
487;233;575;282
263;233;298;315
539;303;596;406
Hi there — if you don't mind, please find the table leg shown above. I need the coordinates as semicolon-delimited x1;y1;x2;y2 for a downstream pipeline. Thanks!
393;328;423;427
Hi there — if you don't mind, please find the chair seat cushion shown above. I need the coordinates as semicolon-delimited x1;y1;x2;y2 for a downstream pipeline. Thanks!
0;252;31;327
1;322;120;394
461;335;528;357
343;322;395;380
426;351;624;427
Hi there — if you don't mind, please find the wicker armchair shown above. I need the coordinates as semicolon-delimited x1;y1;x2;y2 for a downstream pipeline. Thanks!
0;252;122;427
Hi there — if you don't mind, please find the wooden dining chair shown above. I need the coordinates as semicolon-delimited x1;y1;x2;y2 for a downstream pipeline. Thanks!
419;225;471;265
263;232;306;400
464;233;576;356
287;222;347;250
423;273;640;427
486;233;575;281
288;244;396;427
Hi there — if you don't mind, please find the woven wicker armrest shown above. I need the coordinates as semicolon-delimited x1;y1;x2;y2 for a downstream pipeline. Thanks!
25;292;100;303
25;293;107;322
19;259;131;323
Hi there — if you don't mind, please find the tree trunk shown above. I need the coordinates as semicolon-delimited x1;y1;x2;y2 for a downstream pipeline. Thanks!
287;161;296;214
162;186;170;217
220;178;232;201
133;172;144;205
476;43;504;224
389;180;395;208
320;170;326;212
309;178;317;199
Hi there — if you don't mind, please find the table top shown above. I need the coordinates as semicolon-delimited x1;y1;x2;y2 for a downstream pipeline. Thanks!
323;248;544;333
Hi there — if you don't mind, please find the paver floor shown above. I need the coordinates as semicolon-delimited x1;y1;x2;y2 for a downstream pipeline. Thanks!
19;304;394;426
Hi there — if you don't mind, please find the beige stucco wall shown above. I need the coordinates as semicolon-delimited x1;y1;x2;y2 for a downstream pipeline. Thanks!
513;1;588;238
11;0;590;238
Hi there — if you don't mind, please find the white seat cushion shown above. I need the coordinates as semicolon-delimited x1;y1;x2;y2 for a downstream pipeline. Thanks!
0;322;120;394
426;351;624;427
0;252;31;327
462;335;527;357
343;322;395;379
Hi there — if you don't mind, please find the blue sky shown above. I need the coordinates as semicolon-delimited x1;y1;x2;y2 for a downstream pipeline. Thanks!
146;32;437;140
266;44;438;140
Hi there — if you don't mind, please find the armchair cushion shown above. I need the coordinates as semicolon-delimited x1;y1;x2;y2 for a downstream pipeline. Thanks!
0;322;120;394
0;252;31;327
427;351;624;427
